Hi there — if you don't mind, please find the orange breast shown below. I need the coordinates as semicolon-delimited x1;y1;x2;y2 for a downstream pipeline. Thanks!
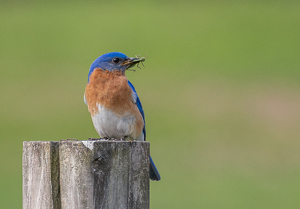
84;68;144;137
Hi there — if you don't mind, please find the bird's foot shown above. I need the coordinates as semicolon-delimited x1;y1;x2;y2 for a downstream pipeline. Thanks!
120;136;128;141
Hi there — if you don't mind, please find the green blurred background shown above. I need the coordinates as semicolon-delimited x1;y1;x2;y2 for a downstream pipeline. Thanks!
1;0;300;208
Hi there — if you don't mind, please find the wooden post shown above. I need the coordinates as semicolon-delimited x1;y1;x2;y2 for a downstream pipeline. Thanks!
22;141;61;209
23;141;150;209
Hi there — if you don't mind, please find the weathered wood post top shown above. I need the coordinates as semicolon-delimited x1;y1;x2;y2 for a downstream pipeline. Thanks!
23;140;150;209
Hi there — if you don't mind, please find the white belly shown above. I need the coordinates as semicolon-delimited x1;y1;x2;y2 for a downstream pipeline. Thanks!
91;104;144;140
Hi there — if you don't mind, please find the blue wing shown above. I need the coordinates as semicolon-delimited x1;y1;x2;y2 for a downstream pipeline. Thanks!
128;80;146;140
128;80;161;181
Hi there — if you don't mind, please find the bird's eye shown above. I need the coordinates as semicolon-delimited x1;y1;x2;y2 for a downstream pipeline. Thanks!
113;58;120;63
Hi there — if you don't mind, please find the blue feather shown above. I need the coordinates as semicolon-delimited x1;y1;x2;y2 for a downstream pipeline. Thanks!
88;52;128;82
128;80;161;181
127;80;146;139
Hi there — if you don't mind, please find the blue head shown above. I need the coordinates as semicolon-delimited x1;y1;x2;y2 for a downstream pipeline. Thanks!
87;52;145;82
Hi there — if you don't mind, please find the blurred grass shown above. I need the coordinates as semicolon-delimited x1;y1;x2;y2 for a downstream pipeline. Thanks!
1;1;300;208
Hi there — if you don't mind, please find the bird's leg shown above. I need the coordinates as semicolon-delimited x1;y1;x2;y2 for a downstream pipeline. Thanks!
120;136;128;141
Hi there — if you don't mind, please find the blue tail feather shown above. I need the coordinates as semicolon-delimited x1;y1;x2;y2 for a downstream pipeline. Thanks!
150;156;161;181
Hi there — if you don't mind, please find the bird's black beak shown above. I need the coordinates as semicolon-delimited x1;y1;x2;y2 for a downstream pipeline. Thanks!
122;56;146;69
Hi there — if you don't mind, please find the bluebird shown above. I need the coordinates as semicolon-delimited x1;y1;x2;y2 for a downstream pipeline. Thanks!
84;52;161;181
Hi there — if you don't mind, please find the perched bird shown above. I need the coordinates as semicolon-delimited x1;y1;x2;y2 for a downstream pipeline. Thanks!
84;52;161;181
